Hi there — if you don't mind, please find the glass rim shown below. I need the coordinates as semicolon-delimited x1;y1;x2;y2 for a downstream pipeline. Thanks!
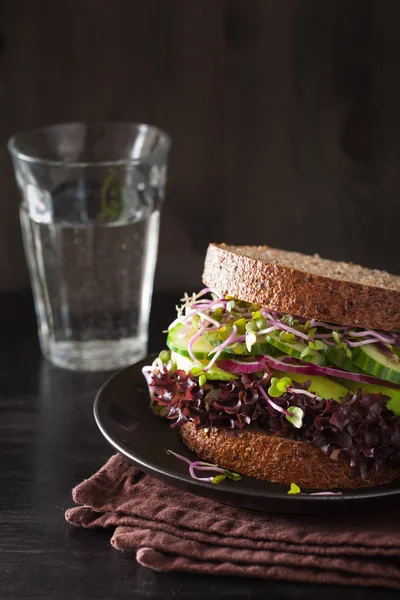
7;120;172;168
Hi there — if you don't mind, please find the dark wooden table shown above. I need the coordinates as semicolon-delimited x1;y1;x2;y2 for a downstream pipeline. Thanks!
0;292;397;600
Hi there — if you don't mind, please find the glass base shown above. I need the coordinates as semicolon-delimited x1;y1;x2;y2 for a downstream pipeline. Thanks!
43;338;148;372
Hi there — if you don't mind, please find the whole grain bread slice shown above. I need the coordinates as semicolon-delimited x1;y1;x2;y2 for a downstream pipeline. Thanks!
202;243;400;332
181;422;400;489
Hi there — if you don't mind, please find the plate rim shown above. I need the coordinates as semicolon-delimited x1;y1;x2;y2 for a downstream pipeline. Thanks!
93;357;400;505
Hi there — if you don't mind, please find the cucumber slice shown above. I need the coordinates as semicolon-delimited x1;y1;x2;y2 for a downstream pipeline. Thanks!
168;322;277;360
351;344;400;385
275;371;349;402
208;334;277;356
167;323;215;359
171;351;237;381
266;332;327;366
323;345;364;374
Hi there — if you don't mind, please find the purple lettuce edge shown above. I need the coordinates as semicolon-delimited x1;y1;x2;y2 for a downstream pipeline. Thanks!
147;368;400;480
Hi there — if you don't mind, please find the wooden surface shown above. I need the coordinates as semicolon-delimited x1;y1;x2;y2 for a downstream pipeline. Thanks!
0;291;399;600
1;0;400;293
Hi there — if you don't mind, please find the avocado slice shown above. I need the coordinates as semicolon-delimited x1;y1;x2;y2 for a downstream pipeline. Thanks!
340;379;400;416
276;371;349;402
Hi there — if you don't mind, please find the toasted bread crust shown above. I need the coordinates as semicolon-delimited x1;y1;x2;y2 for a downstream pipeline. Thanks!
181;422;400;489
202;243;400;332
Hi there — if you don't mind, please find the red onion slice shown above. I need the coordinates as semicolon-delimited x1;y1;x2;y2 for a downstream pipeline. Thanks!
218;355;400;388
218;358;265;373
260;356;399;387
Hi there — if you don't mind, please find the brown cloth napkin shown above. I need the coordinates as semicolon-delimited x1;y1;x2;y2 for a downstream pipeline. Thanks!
65;454;400;589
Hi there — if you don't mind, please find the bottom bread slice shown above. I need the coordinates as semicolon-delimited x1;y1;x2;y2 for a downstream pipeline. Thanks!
180;422;400;489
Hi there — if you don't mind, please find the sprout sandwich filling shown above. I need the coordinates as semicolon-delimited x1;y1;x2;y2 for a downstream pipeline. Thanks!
143;289;400;480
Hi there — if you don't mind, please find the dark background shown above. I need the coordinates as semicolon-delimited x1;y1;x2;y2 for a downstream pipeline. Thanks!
1;4;400;596
0;0;399;293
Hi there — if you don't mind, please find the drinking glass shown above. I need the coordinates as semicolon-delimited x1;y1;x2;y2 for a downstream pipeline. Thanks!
8;122;171;371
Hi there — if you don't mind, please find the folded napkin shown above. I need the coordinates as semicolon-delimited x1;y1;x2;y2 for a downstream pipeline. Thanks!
66;454;400;589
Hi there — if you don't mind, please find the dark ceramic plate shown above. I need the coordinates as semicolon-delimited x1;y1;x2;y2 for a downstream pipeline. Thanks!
94;355;400;515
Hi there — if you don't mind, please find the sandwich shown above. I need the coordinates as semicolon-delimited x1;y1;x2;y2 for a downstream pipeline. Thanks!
143;243;400;489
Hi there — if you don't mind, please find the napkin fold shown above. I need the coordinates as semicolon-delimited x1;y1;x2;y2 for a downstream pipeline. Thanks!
66;454;400;589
